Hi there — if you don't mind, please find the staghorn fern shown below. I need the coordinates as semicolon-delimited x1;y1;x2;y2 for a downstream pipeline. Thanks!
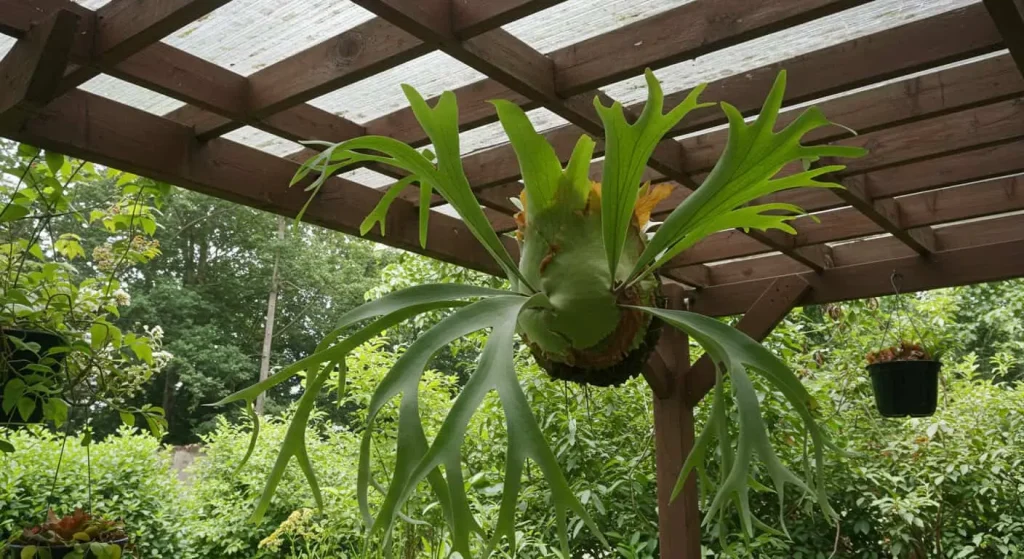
216;69;865;556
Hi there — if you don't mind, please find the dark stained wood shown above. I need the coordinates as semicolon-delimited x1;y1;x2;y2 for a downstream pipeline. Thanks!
0;88;512;276
455;4;1004;200
675;54;1024;175
832;184;936;256
691;237;1024;317
0;9;79;128
696;210;1024;287
685;276;811;405
111;43;249;117
59;0;231;93
984;0;1024;78
552;0;870;96
245;17;427;118
452;0;565;39
646;285;701;558
667;161;1024;269
0;0;94;61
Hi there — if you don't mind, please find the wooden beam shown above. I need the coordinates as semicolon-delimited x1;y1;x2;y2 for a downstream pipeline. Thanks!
168;1;564;138
984;0;1024;78
410;3;1004;201
832;183;936;256
0;88;513;276
692;211;1024;287
0;9;79;128
552;0;869;96
691;237;1024;317
645;285;701;558
671;172;1024;268
59;0;231;93
685;276;811;405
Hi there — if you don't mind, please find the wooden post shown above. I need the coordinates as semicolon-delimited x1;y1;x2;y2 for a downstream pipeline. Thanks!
645;288;701;558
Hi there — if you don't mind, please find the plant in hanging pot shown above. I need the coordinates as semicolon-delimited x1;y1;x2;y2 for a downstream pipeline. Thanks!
0;143;170;448
221;69;867;553
5;509;128;559
866;340;941;418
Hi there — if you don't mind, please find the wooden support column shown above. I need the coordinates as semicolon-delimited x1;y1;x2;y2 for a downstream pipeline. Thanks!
644;286;700;558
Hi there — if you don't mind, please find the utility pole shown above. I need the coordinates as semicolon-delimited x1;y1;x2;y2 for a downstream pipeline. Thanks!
255;215;285;415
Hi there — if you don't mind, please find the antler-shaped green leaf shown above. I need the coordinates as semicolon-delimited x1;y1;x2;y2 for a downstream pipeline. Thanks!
595;69;711;281
629;70;867;282
637;307;839;536
361;295;604;558
216;284;509;523
292;88;529;289
492;100;596;215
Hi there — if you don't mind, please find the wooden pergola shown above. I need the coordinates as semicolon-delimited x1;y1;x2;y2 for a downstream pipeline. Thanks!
2;0;1024;555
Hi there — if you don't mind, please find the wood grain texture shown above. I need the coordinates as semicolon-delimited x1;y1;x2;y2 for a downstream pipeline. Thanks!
0;8;79;127
552;0;869;95
0;88;513;276
691;237;1024;317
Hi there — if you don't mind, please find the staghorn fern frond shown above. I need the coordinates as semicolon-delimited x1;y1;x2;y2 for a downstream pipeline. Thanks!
218;68;866;555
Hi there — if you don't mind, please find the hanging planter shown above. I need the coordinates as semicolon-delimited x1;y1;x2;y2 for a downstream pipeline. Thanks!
5;509;128;559
1;329;67;425
864;272;942;418
866;343;940;418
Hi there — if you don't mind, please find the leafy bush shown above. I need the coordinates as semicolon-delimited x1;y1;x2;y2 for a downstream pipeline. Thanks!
0;427;187;557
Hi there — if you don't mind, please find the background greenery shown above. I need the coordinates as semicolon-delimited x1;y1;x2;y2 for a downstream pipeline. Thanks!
3;140;1024;557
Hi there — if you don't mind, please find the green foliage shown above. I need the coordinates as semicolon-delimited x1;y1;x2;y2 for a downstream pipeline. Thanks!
0;142;169;446
0;428;187;558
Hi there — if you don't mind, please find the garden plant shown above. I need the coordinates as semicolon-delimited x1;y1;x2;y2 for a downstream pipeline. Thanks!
220;68;866;556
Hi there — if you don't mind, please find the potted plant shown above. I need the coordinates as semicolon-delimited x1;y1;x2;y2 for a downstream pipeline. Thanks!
0;143;170;449
866;340;940;417
5;509;128;559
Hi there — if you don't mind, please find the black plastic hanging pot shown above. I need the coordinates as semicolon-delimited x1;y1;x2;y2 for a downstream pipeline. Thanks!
1;328;67;425
867;359;940;418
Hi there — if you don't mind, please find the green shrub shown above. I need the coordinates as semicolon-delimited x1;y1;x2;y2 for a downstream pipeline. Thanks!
0;427;187;558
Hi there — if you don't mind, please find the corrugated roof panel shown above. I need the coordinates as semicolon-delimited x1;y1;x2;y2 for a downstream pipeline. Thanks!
505;0;694;53
79;75;185;115
603;0;977;106
163;0;375;76
308;51;485;124
223;126;303;157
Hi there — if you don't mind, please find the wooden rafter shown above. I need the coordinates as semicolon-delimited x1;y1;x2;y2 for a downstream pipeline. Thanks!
0;86;515;276
690;236;1024;318
0;8;79;128
985;0;1024;79
58;0;232;94
686;211;1024;287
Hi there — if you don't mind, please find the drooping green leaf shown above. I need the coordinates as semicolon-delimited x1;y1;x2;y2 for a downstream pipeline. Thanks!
636;306;839;535
595;69;710;281
360;176;417;236
630;71;866;283
0;439;14;453
45;151;64;175
361;295;604;558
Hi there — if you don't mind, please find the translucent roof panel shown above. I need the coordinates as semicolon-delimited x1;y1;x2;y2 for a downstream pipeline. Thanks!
79;75;185;116
309;52;485;124
603;0;976;106
163;0;375;76
223;127;303;157
340;168;396;189
72;0;110;8
0;35;13;60
506;0;695;54
459;109;567;156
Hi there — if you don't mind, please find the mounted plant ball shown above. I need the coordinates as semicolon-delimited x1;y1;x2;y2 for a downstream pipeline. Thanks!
218;69;865;555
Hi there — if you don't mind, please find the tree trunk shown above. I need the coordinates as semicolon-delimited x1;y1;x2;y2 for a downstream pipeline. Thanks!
255;216;285;415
